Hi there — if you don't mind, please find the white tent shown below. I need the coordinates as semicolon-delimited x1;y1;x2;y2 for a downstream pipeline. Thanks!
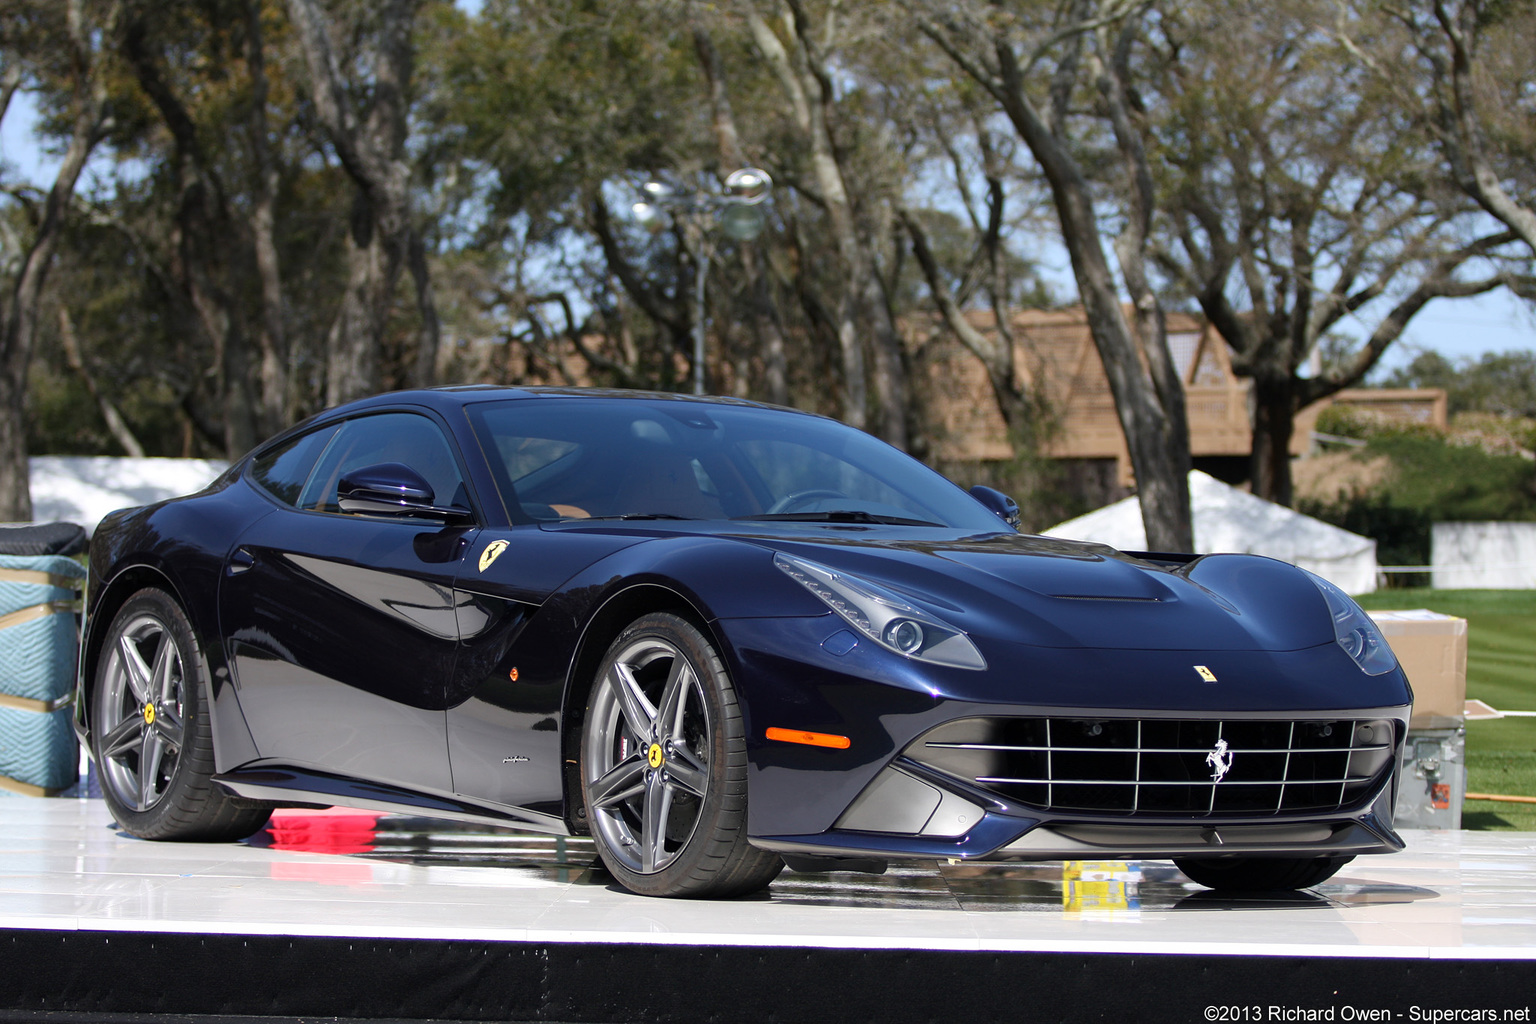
1042;470;1379;594
29;456;229;536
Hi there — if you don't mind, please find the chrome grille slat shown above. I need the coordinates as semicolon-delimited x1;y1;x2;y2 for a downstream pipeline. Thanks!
1278;720;1295;814
1044;718;1054;810
926;743;1392;755
1132;720;1142;815
976;777;1374;787
911;715;1397;819
1207;722;1223;814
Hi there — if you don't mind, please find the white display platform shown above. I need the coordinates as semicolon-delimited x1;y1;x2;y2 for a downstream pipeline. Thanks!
2;798;1532;958
3;798;1533;1023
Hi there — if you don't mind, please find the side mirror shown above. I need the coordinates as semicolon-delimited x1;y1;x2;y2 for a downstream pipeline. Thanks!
338;463;470;522
969;485;1021;530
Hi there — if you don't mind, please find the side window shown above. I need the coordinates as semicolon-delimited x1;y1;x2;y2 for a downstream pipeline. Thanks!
248;425;339;507
299;412;469;516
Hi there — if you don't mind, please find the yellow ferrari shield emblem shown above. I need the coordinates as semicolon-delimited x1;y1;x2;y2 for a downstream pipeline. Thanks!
1194;665;1218;683
647;743;664;769
478;540;509;573
143;704;156;725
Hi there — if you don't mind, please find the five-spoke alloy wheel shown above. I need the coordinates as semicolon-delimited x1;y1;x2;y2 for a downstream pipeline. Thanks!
93;588;271;841
581;612;782;898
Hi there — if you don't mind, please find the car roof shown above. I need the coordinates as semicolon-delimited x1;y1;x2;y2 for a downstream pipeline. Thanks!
331;385;813;418
245;386;835;464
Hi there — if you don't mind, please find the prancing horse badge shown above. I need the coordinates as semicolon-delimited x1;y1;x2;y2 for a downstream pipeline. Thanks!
478;539;509;572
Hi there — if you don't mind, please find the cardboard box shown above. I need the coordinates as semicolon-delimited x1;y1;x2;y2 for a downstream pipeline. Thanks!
1368;610;1468;728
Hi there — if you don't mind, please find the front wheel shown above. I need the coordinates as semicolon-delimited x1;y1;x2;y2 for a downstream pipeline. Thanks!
1173;854;1353;891
92;588;271;842
580;613;783;898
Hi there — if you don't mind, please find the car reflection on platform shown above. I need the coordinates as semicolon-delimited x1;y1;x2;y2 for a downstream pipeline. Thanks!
241;811;1437;914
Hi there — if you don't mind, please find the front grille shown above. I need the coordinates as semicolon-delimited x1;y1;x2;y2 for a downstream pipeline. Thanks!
910;716;1397;817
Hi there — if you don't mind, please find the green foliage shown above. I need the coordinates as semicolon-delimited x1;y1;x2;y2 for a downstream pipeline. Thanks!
1367;429;1536;521
1306;412;1536;526
1383;349;1536;418
1460;753;1536;831
933;442;1090;536
1302;414;1536;590
1;0;1523;498
1299;491;1431;584
1354;587;1536;753
27;366;187;457
1311;404;1377;440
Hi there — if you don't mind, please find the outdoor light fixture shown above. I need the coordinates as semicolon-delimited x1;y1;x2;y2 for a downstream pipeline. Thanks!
628;167;775;394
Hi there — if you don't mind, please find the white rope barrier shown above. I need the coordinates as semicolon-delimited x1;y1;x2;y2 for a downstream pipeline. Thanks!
1378;563;1536;573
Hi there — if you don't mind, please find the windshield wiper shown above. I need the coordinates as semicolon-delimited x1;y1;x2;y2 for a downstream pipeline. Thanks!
736;510;943;527
582;512;701;521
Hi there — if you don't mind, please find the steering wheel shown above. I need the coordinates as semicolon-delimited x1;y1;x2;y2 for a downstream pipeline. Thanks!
766;489;847;514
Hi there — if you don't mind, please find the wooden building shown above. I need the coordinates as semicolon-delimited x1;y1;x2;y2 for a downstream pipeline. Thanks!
917;307;1446;496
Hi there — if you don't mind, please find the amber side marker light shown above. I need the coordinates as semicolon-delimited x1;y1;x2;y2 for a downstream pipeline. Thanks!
766;727;851;749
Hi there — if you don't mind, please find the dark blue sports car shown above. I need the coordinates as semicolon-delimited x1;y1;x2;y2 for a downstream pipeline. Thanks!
76;387;1411;897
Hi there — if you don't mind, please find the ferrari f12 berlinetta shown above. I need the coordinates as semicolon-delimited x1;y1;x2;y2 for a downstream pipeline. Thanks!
77;387;1411;897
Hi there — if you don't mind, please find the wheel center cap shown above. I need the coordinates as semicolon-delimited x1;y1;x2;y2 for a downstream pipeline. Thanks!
647;743;664;769
142;703;156;726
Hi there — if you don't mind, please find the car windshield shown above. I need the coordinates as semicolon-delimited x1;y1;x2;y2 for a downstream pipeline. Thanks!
464;396;1006;531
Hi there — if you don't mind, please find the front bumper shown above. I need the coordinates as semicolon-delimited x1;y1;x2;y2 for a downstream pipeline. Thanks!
724;615;1411;865
752;789;1405;865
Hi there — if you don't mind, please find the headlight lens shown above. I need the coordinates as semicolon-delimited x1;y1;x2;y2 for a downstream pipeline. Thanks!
1306;571;1397;676
775;552;987;670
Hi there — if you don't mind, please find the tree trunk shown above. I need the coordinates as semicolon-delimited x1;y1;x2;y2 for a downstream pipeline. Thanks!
325;198;390;406
0;1;112;520
1250;373;1297;509
125;8;260;458
899;208;1034;432
916;6;1192;548
991;22;1191;550
1021;104;1192;550
864;266;909;450
915;5;1191;552
748;4;910;444
1430;1;1536;258
59;307;145;458
246;0;290;435
285;0;424;406
408;230;440;389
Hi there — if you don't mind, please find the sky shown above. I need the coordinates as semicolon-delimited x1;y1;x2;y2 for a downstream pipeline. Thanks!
4;90;1531;380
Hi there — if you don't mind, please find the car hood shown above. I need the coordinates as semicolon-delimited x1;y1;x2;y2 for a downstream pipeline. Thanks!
723;525;1336;653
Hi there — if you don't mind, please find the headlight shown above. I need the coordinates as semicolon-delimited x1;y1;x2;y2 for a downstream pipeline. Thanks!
774;552;986;670
1305;571;1397;676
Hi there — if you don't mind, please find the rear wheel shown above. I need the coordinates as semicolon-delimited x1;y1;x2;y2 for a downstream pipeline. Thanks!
581;613;783;898
1173;854;1353;891
92;588;271;842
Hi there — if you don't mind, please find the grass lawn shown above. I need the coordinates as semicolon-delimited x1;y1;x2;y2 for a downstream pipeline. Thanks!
1355;589;1536;830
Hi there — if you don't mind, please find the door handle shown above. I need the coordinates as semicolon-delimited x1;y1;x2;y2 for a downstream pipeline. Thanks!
228;547;256;575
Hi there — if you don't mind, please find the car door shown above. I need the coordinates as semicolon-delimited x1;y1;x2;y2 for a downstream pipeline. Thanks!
219;410;479;794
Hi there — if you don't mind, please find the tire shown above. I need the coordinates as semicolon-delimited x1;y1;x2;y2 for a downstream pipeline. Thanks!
580;612;783;898
1173;854;1353;891
91;588;272;842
